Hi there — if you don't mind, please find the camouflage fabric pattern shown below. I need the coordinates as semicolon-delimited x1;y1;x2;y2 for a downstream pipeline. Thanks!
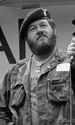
0;49;75;125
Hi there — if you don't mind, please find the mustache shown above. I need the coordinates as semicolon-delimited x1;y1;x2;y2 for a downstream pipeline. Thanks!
37;31;48;40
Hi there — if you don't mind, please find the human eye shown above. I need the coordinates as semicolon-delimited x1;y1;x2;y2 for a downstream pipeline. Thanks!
29;26;36;31
41;23;47;27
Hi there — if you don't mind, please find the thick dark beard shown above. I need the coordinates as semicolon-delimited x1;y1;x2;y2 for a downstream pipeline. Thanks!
27;34;56;56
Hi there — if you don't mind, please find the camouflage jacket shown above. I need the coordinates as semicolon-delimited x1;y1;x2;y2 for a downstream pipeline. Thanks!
0;49;75;125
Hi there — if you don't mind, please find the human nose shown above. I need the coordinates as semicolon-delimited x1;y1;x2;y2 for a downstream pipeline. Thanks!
37;26;44;35
37;31;44;36
37;25;43;32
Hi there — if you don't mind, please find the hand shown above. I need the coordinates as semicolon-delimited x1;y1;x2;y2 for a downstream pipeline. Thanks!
67;37;75;61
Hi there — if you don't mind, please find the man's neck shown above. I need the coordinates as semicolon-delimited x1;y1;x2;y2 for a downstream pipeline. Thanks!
33;48;56;62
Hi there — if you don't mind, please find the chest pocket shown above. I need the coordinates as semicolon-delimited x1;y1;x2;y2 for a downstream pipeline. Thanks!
10;84;26;108
47;71;71;103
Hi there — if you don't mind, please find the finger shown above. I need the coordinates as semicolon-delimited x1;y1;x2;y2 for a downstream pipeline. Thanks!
67;46;75;51
71;37;75;43
67;50;75;56
68;43;75;48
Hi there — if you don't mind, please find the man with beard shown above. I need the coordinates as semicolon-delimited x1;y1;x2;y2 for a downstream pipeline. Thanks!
0;8;75;125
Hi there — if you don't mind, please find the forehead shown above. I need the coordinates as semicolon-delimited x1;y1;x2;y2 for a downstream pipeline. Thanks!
29;19;49;27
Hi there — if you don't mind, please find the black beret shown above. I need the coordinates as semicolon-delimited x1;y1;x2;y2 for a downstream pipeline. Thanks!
20;8;54;41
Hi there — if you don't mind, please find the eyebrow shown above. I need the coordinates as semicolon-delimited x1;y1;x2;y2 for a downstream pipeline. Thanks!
28;20;48;29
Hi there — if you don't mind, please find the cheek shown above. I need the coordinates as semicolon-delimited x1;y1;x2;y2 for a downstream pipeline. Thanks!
48;30;54;38
45;27;53;36
27;32;35;42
